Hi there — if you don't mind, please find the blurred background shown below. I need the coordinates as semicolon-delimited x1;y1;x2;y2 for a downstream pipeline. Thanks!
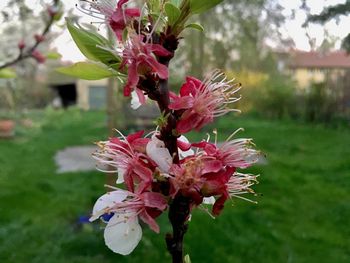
0;0;349;262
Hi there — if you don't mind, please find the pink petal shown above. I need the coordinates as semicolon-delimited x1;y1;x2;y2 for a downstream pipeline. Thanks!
124;170;135;192
180;77;202;96
124;63;139;96
176;111;201;134
192;142;218;155
204;143;218;155
127;130;144;143
136;88;146;104
133;161;153;182
202;160;223;174
110;9;124;24
131;138;150;153
169;91;178;99
150;44;172;57
187;76;202;87
169;96;194;110
117;0;129;8
144;56;168;79
177;138;192;151
125;8;141;18
139;210;160;233
142;192;167;211
212;192;229;216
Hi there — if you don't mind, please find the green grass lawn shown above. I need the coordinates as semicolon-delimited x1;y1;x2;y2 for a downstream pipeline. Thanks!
0;108;349;263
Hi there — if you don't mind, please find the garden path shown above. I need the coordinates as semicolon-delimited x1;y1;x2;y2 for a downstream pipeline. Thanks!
54;146;97;173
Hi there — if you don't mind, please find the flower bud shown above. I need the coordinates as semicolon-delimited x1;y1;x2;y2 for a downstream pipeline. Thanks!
18;40;26;50
34;34;45;43
48;6;59;17
31;50;46;64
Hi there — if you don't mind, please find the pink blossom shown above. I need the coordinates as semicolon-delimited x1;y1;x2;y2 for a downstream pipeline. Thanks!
169;156;224;205
169;71;241;134
90;189;167;254
193;135;260;169
186;132;260;215
109;0;141;40
79;0;140;40
93;130;154;193
31;50;46;63
212;171;258;216
120;34;171;98
90;189;167;232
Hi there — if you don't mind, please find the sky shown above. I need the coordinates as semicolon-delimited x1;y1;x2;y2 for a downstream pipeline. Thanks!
1;0;350;62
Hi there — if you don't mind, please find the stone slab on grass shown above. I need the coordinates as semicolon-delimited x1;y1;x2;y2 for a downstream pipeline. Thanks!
55;146;97;173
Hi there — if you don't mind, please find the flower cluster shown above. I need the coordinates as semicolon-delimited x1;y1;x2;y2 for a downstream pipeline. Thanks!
91;129;259;254
73;0;263;259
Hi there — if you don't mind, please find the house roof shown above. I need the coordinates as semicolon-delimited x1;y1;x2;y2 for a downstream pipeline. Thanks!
289;50;350;69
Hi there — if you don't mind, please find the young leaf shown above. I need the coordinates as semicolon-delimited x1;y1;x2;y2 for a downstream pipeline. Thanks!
147;0;161;14
45;51;62;60
184;254;192;263
56;62;116;80
190;0;224;14
66;19;120;66
165;2;181;26
0;68;16;79
185;23;204;32
170;0;182;8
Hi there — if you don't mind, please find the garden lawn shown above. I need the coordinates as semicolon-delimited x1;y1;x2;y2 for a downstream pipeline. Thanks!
0;109;349;263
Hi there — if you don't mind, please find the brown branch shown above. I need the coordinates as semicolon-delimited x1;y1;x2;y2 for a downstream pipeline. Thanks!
148;39;190;263
155;75;189;263
0;0;60;70
166;195;191;263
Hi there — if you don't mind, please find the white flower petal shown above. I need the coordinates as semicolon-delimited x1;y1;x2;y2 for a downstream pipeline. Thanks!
203;196;216;205
131;91;142;110
178;135;194;159
179;135;190;144
90;190;129;221
146;136;173;172
104;214;142;255
179;148;194;159
117;167;126;184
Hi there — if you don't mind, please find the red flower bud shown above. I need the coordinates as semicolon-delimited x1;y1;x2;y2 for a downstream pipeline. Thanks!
31;50;46;64
34;34;45;43
18;40;26;50
48;6;58;17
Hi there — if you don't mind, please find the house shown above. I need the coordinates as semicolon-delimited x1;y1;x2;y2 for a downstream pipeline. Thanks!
278;50;350;89
46;60;109;110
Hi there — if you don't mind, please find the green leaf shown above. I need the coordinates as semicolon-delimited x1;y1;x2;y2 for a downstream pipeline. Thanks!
0;68;16;79
190;0;224;14
53;11;63;21
147;0;161;14
165;2;181;26
184;254;192;263
170;0;182;8
45;51;62;60
56;62;116;80
66;19;120;66
122;27;128;43
185;22;204;32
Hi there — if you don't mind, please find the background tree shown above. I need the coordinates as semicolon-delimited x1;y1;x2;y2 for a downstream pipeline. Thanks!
172;0;285;79
306;0;350;52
